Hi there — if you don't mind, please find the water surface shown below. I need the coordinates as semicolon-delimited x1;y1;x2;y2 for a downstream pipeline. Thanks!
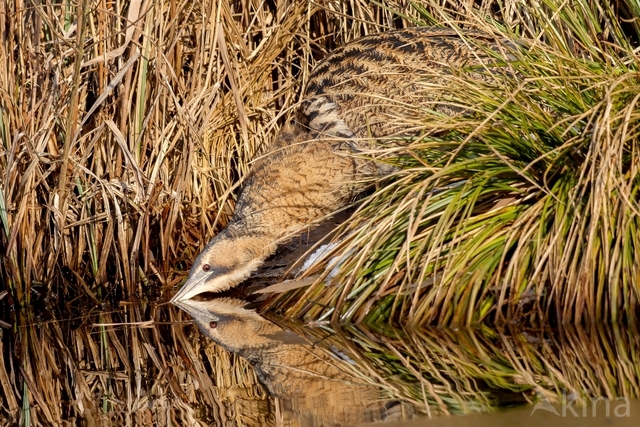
1;294;638;425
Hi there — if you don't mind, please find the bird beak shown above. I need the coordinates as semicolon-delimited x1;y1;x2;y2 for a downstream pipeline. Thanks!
170;270;212;302
170;258;263;302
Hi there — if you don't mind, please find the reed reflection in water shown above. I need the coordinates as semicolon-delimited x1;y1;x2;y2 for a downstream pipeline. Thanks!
0;294;638;425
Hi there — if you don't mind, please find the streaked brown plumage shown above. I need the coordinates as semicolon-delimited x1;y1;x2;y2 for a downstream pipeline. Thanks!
172;27;512;301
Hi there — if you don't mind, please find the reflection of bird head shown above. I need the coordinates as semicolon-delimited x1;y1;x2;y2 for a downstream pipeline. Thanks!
173;298;406;424
172;298;305;357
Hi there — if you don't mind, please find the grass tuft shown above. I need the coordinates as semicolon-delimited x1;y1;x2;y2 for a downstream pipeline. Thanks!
264;0;640;325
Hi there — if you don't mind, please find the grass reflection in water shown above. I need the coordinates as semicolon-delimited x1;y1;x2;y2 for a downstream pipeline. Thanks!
1;295;638;425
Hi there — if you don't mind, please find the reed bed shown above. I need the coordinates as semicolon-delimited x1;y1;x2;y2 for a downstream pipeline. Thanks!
2;0;638;327
0;0;420;306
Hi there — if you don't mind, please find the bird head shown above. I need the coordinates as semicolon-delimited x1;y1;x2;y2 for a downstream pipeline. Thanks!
170;231;275;301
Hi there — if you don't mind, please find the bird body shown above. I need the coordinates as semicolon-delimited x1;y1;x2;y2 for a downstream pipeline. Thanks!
172;27;511;301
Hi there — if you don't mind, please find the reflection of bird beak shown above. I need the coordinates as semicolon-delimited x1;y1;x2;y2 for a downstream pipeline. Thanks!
171;298;215;321
172;297;256;321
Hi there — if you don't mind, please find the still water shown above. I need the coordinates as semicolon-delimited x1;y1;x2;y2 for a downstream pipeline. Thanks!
1;292;638;426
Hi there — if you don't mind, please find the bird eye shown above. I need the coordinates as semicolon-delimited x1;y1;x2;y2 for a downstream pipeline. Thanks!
209;321;217;329
203;264;211;272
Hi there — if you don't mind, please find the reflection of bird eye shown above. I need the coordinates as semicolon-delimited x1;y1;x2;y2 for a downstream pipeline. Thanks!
209;321;218;329
203;264;211;272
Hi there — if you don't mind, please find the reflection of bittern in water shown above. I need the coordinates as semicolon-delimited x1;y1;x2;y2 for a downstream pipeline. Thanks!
172;27;514;301
174;298;413;426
